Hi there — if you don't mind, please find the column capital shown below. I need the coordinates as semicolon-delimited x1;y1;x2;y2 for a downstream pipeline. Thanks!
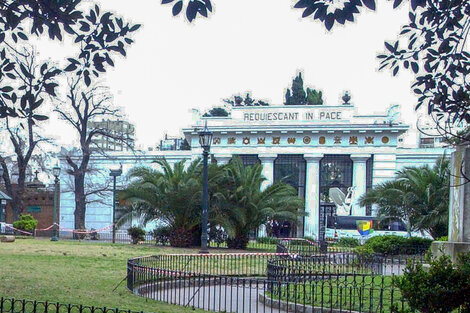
350;154;372;162
214;154;232;164
304;153;324;163
259;153;277;163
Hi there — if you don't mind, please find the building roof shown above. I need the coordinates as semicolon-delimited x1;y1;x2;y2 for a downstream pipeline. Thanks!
0;190;12;200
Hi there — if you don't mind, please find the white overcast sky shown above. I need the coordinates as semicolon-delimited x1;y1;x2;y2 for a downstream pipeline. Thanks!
34;0;427;149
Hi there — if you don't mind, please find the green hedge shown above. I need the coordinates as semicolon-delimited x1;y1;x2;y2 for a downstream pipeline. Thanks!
360;235;432;255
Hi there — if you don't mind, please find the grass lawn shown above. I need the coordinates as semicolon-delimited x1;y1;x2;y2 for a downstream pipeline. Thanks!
0;238;223;313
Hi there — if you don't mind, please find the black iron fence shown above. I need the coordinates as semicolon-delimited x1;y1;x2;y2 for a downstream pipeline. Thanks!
0;297;147;313
126;250;427;313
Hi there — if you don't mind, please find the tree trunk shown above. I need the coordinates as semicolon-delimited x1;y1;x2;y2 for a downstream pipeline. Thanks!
74;173;87;233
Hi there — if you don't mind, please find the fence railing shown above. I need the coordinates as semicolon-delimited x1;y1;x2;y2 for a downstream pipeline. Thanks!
0;297;148;313
127;255;411;313
126;248;428;313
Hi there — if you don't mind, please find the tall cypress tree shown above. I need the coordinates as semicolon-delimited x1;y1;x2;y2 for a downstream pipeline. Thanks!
285;73;307;105
291;73;307;105
285;89;292;105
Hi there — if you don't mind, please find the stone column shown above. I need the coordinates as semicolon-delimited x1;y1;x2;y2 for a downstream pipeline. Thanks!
214;154;231;165
304;154;323;240
258;154;277;237
259;154;277;191
351;154;371;216
432;146;470;261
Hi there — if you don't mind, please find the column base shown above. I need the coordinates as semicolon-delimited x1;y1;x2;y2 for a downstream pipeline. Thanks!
431;241;470;263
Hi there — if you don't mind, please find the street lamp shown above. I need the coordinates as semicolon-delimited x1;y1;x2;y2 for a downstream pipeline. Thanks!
51;165;60;241
109;165;122;244
0;167;11;229
198;122;213;254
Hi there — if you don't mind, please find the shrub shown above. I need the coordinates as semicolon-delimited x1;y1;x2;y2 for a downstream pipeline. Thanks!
435;235;448;241
406;237;433;254
364;235;407;255
168;227;193;248
208;226;227;247
363;235;432;255
127;226;146;244
13;214;38;232
256;237;280;245
394;253;470;313
89;228;99;240
336;237;360;247
151;226;171;245
355;244;374;257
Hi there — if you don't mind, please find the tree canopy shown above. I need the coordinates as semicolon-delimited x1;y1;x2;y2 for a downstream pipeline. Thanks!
359;156;450;239
0;1;141;118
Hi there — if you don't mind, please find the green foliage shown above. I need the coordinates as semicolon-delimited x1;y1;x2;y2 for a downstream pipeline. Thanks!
435;236;448;242
13;214;38;232
336;237;360;247
119;158;205;247
203;107;229;117
363;235;432;255
360;156;450;239
151;226;171;245
355;244;374;257
223;93;270;107
256;237;279;245
127;226;146;244
394;253;470;313
213;156;304;249
286;73;306;105
285;72;323;106
306;88;323;105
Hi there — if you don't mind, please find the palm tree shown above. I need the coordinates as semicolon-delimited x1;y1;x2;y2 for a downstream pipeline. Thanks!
359;156;450;239
118;158;203;247
212;156;304;249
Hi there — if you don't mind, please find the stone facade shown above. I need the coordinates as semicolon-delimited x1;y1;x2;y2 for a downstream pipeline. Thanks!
59;104;449;239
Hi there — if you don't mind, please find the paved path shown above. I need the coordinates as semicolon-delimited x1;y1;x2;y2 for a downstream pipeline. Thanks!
145;283;287;313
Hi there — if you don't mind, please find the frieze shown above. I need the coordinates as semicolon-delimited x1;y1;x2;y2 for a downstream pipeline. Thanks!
303;136;311;144
287;137;296;144
365;136;374;144
258;137;265;144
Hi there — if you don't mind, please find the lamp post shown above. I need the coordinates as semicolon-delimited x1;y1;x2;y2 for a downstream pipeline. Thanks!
198;123;213;254
109;166;122;244
0;167;3;224
51;165;60;241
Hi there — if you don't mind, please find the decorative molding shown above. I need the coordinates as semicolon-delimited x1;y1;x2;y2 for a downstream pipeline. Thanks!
304;153;324;162
365;136;374;144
